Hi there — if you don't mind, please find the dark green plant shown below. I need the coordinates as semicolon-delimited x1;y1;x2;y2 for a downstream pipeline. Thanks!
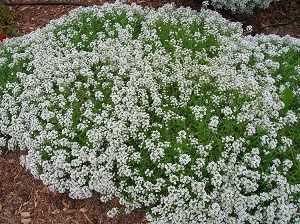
0;3;17;36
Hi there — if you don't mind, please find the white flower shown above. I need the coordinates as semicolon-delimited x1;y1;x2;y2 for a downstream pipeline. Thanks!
208;116;219;132
191;106;207;120
179;154;191;166
107;207;119;218
176;130;187;144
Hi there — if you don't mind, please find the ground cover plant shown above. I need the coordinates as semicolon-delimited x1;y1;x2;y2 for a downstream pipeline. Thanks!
0;3;17;37
206;0;279;13
0;2;300;223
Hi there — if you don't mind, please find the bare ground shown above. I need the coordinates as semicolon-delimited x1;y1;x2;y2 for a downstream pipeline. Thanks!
0;151;146;224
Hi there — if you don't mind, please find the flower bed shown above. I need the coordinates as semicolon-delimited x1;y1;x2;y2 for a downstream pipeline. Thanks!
0;2;299;223
208;0;279;13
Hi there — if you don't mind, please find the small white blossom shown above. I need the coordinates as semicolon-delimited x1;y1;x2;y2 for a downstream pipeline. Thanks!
208;116;219;132
179;154;191;166
107;207;119;218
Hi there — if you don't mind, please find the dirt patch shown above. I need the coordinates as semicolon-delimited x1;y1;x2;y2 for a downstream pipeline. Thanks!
7;0;204;36
11;4;77;34
247;0;300;37
0;151;146;224
6;0;300;37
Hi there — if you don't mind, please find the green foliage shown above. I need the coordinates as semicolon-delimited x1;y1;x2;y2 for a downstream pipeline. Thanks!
0;4;17;36
0;4;299;222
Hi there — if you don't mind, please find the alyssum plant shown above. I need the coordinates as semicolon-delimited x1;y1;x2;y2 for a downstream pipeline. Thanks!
207;0;279;13
0;2;299;223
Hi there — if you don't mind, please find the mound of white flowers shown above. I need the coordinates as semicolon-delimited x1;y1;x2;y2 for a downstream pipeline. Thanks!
0;2;300;223
208;0;279;13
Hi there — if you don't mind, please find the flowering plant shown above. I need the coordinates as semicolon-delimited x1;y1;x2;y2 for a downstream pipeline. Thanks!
208;0;279;13
0;3;299;223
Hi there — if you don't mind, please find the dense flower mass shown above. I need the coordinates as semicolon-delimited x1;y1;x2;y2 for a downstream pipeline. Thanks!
0;2;299;223
208;0;279;13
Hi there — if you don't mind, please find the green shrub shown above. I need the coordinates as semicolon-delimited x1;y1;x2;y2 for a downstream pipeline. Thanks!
0;4;17;36
203;0;279;13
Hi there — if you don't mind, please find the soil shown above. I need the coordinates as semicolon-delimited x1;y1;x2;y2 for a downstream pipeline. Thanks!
0;0;299;224
0;151;146;224
243;0;300;37
6;0;300;37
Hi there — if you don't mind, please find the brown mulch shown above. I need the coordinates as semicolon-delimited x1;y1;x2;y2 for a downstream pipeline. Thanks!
12;5;76;34
10;0;202;34
6;0;300;37
0;151;146;224
247;0;300;37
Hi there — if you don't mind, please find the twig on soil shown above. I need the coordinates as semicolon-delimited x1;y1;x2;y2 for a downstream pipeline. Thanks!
83;212;94;224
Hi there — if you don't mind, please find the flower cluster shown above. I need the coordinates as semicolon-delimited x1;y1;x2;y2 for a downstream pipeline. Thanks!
0;2;299;223
207;0;279;13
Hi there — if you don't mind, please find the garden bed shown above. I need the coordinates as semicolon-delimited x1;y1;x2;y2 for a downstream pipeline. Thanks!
5;0;300;37
1;0;300;223
0;152;146;224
